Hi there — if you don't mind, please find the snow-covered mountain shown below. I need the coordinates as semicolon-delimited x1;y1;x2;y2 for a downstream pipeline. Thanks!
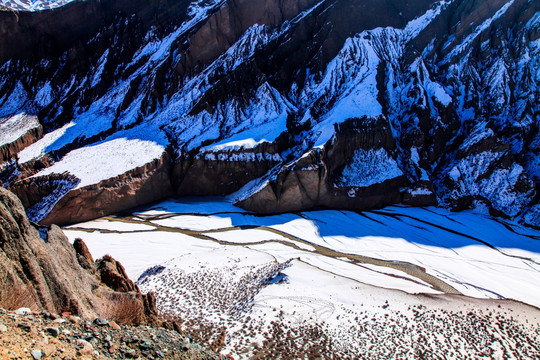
0;0;77;11
0;0;538;227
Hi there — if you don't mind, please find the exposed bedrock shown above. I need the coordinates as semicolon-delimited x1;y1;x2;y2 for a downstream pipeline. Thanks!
43;152;172;226
10;152;172;226
237;116;434;213
0;186;162;325
0;0;537;225
173;141;285;196
177;0;321;75
0;0;191;63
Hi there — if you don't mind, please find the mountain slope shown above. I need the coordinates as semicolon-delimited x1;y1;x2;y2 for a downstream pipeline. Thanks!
0;0;77;11
0;0;538;226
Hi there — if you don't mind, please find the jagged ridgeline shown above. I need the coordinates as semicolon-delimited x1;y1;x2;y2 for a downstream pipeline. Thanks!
0;0;538;226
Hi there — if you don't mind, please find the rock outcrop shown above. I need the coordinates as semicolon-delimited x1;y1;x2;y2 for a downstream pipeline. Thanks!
0;124;42;165
10;151;172;225
0;186;162;325
174;141;284;196
0;0;190;64
0;309;220;359
237;116;418;213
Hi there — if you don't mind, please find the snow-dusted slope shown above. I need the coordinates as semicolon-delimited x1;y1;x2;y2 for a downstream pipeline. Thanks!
0;113;39;147
0;0;76;11
0;0;538;225
33;134;165;189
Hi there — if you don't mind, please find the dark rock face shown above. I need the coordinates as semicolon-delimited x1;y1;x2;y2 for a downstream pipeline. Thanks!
0;0;538;225
0;0;191;64
73;237;95;271
174;141;284;196
177;0;323;75
0;186;162;325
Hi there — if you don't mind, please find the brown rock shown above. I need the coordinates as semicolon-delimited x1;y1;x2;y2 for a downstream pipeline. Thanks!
0;0;191;64
13;151;173;226
174;142;282;197
49;337;62;346
67;315;80;324
96;256;138;293
178;0;322;74
41;344;56;357
109;320;121;330
76;339;93;354
237;116;410;213
8;172;80;222
0;115;43;164
73;238;95;272
0;187;166;326
0;186;99;316
109;343;119;354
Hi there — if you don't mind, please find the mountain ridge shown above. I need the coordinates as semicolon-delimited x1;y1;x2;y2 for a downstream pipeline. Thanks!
0;0;538;227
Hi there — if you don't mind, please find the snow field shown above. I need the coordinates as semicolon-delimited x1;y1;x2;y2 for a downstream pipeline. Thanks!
63;197;540;358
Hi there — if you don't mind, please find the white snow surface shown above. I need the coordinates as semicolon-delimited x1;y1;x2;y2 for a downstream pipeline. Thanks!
445;151;534;216
0;113;40;147
338;148;403;187
167;81;294;152
17;122;77;164
63;196;540;357
299;29;392;146
33;131;165;189
64;197;540;308
403;0;455;40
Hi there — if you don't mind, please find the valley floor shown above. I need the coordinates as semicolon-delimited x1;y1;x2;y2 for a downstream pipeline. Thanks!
63;198;540;359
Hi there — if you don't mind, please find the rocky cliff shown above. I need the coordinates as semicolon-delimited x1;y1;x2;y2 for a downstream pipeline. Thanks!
0;186;163;325
0;0;538;226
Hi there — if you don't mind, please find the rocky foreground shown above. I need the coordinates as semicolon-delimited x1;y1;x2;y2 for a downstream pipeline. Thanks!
0;307;219;359
0;183;221;359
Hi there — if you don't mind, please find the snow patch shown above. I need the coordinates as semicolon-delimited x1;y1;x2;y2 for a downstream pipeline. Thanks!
403;0;455;40
33;135;165;189
445;151;534;216
34;82;53;108
0;113;40;147
409;187;433;196
338;148;403;188
91;49;109;88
